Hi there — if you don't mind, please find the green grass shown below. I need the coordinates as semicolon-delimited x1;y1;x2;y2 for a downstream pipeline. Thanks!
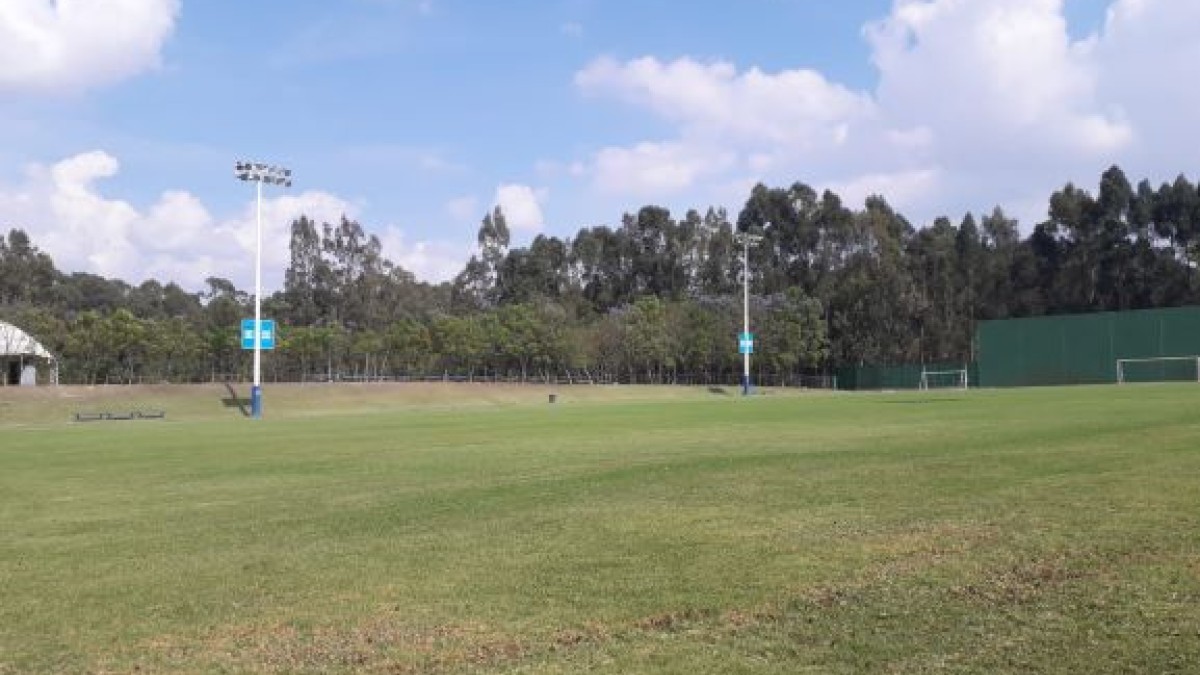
1;383;1199;673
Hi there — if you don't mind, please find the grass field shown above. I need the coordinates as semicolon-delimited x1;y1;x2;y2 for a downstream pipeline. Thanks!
1;382;1199;673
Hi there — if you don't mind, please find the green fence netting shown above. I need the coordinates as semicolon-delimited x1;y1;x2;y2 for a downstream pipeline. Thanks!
977;306;1200;387
836;361;977;391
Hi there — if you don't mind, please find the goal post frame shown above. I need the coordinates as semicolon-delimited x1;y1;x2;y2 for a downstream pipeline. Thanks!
1115;356;1200;384
919;368;969;391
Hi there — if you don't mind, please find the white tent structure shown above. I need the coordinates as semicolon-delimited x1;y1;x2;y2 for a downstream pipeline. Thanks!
0;321;58;386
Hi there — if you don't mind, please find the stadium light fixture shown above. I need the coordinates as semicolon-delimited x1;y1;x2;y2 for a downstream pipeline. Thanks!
234;161;292;419
737;224;766;396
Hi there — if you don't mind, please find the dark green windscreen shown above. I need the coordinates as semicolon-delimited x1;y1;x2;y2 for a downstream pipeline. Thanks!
977;306;1200;387
835;362;976;390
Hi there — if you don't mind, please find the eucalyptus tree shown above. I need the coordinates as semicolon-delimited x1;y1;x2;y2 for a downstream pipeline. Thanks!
496;234;571;304
54;272;129;315
907;216;964;361
737;182;826;295
825;196;920;366
694;208;739;297
1150;175;1200;300
0;229;58;306
622;206;690;299
453;207;511;311
283;215;328;326
570;225;635;311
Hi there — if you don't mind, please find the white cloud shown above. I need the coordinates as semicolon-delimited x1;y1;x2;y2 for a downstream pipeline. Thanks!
0;0;179;93
577;55;873;147
823;169;942;214
593;141;735;197
0;151;350;291
0;151;475;289
1089;0;1200;171
574;54;884;205
376;228;468;283
865;0;1131;163
38;151;141;278
494;183;545;232
571;0;1199;228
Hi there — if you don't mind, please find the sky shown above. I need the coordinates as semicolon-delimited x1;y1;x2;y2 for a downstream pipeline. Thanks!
1;0;1198;293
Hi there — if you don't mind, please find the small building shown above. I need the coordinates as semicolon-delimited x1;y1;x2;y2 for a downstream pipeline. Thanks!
0;321;58;386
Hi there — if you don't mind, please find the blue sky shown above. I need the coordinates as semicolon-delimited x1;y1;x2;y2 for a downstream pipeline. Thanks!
1;0;1194;292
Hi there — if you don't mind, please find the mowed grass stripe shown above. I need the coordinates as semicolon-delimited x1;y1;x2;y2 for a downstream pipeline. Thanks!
1;384;1199;673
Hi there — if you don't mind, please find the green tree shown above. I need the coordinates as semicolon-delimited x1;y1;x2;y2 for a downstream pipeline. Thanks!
486;306;524;378
453;207;511;311
385;318;433;374
695;209;738;296
283;215;328;325
281;326;325;380
144;317;205;382
622;296;675;382
675;298;737;381
758;289;829;377
570;225;634;311
433;315;487;376
497;235;570;304
64;311;105;384
99;309;147;383
347;329;384;379
907;216;964;361
0;229;59;306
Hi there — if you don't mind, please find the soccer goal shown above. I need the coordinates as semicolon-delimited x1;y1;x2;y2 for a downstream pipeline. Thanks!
790;373;838;390
1115;356;1200;384
919;368;969;390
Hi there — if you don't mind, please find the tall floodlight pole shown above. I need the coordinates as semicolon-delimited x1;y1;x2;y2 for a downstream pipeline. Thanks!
738;226;765;396
234;161;292;419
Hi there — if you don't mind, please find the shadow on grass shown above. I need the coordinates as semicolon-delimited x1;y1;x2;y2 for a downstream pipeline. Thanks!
707;386;730;396
220;382;250;417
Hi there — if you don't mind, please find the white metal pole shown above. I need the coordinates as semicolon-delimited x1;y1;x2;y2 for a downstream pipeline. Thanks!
742;236;750;396
252;178;263;418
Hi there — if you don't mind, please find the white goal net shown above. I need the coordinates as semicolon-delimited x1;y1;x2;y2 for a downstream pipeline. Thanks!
919;368;969;390
1115;356;1200;384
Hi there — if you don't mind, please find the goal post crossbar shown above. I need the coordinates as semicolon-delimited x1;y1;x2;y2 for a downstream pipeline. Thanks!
1115;356;1200;384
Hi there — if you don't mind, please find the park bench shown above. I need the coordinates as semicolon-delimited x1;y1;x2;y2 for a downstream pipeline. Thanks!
74;410;166;422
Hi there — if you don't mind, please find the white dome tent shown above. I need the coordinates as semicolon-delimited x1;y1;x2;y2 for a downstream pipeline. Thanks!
0;321;58;386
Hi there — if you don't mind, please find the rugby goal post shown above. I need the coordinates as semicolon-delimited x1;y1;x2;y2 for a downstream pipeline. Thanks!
919;368;969;390
1115;356;1200;384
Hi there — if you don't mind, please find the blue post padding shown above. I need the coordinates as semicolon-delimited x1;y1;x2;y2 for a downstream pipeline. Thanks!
251;385;262;419
741;374;750;396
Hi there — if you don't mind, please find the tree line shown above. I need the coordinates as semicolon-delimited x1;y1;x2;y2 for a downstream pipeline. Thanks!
2;165;1198;385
